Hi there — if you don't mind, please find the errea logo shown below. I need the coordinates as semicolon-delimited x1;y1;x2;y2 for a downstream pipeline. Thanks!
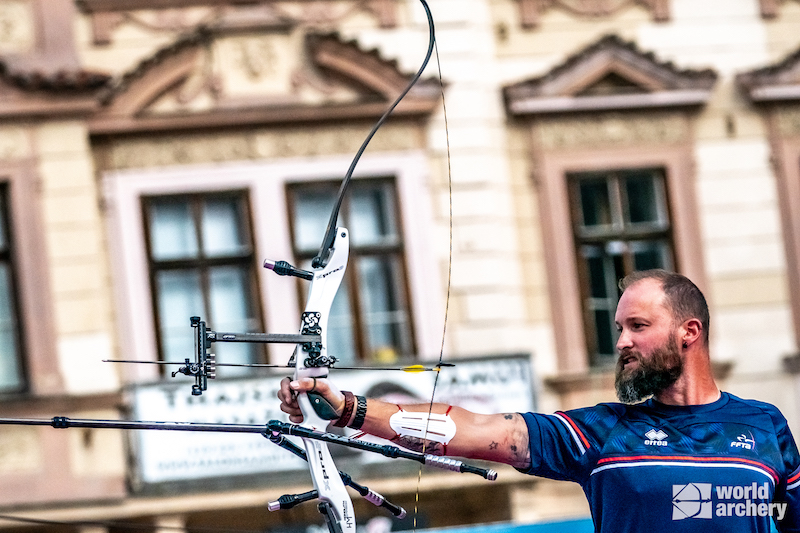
644;428;668;446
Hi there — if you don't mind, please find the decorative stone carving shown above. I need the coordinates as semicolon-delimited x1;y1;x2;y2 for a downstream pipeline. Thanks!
78;1;398;45
535;112;689;150
514;0;670;28
109;133;256;169
0;0;35;54
0;126;32;160
236;36;279;81
91;28;439;135
107;123;420;170
776;106;800;137
0;427;43;474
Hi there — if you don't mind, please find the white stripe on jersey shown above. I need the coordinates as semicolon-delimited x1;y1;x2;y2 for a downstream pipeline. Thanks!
591;460;776;486
553;413;587;455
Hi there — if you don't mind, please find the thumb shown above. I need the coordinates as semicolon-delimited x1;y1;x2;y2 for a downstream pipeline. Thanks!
292;377;345;414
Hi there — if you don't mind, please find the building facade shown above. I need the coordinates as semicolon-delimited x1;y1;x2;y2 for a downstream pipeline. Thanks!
1;0;800;531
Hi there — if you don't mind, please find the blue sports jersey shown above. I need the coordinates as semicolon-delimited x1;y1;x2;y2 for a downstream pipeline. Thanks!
521;392;800;532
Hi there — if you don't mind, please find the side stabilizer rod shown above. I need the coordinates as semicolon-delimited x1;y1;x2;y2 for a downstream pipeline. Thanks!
267;421;498;481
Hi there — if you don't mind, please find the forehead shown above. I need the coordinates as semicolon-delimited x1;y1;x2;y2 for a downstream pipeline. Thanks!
615;279;670;322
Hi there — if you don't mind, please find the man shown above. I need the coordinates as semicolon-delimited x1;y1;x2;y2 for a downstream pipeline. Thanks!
279;269;800;532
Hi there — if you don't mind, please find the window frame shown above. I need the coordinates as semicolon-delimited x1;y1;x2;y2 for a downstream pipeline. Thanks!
532;142;707;376
0;182;27;393
285;176;417;362
567;167;676;367
766;117;800;347
0;162;60;397
140;190;266;364
103;152;443;384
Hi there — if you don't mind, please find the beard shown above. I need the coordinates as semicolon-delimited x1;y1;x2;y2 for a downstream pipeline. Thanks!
615;335;683;404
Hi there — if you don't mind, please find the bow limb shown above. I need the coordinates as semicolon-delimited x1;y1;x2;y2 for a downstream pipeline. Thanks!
295;227;355;533
312;0;435;270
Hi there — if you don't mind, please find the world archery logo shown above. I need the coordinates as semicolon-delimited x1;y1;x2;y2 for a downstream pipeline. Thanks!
672;482;787;520
673;483;713;520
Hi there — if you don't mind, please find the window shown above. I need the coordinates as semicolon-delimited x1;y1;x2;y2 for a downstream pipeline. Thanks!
569;168;674;367
0;184;25;393
287;178;414;364
142;191;264;372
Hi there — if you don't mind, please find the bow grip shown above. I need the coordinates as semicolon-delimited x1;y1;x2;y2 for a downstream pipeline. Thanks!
308;392;339;421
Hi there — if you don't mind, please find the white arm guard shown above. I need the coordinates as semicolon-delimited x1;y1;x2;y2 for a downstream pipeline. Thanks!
389;407;457;445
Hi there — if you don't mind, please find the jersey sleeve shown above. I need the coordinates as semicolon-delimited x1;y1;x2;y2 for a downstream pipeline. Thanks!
775;417;800;532
519;405;620;484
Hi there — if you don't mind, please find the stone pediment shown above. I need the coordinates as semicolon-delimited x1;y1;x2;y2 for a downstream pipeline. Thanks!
737;45;800;103
0;61;109;118
90;27;440;135
504;35;717;116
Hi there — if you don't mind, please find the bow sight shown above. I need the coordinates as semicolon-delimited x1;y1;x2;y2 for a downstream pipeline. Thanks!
174;309;326;396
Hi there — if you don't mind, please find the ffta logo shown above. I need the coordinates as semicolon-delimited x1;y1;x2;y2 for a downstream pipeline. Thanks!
673;483;713;520
731;433;756;450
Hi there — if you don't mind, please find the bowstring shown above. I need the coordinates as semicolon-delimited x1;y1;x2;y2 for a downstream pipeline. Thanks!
413;25;453;533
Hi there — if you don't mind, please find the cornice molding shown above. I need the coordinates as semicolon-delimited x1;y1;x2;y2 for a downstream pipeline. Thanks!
758;0;800;18
738;43;800;103
504;35;716;116
0;62;108;118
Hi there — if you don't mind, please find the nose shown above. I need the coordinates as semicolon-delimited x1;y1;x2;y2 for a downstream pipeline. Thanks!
616;327;632;353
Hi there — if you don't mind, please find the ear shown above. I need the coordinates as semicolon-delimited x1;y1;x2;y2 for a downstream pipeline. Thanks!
680;317;703;348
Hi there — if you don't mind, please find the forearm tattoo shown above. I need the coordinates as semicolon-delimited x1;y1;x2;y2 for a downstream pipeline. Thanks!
503;413;531;469
392;436;444;455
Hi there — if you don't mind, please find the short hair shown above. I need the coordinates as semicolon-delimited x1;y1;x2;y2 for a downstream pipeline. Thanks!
618;269;710;344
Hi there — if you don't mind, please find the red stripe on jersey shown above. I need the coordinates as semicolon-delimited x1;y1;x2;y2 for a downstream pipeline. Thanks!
556;411;591;450
597;455;779;483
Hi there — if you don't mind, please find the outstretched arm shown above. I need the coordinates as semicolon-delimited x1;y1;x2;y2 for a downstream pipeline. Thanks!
278;377;532;470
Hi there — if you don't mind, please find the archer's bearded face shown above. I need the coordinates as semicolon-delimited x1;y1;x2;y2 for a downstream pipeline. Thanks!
615;334;683;404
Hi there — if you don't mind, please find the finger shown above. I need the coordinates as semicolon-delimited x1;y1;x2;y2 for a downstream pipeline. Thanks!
291;377;325;393
279;402;303;418
279;377;295;395
278;379;299;405
291;377;345;414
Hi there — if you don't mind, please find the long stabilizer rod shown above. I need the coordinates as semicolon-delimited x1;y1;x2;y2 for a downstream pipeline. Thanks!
0;417;497;481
